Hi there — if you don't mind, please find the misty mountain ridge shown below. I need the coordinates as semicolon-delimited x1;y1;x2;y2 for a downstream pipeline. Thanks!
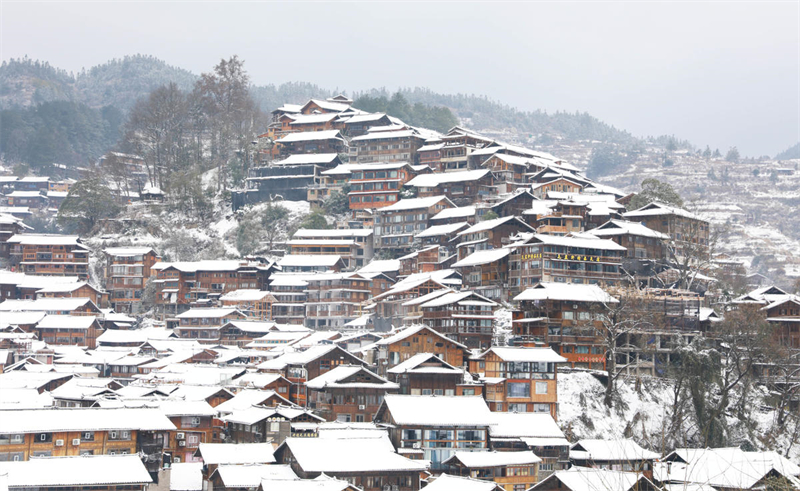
1;54;710;153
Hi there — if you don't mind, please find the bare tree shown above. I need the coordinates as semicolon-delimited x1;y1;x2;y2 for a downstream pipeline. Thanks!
193;56;261;191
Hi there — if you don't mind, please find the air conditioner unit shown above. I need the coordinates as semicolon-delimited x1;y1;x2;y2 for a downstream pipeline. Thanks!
176;433;185;440
55;439;64;446
358;405;366;410
412;442;421;449
178;441;186;447
72;439;81;446
174;457;181;463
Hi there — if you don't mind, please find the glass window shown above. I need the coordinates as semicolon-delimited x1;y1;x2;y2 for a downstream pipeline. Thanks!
535;382;548;394
508;383;530;398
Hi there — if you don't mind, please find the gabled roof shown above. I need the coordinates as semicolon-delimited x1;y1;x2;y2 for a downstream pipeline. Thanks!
305;365;398;390
623;201;704;221
197;443;275;465
590;219;669;239
0;407;176;433
513;233;627;252
452;248;512;268
271;153;341;166
474;346;567;364
531;467;655;491
379;195;454;212
443;450;541;468
422;474;501;491
375;324;467;350
377;394;492;427
405;169;491;188
275;130;344;144
387;353;462;375
513;282;619;304
431;206;476;221
569;438;659;461
277;435;427;473
415;222;470;238
0;455;153;487
419;290;497;309
211;464;297;488
457;216;534;236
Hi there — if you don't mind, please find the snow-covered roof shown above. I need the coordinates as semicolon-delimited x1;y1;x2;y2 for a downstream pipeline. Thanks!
198;443;276;465
570;439;660;462
452;248;512;268
513;282;619;304
293;228;373;238
212;464;297;488
431;206;476;221
386;353;461;375
176;308;242;319
277;255;343;267
351;129;419;141
623;201;704;221
405;169;491;188
103;247;156;256
305;365;398;390
419;291;497;308
415;222;470;238
151;260;265;273
475;346;567;363
278;435;427;473
379;394;492;426
170;462;203;491
533;467;652;491
276;130;343;144
375;324;467;349
520;233;627;252
0;407;176;433
458;216;534;236
219;290;274;302
444;450;541;467
0;297;98;312
487;411;567;440
357;259;400;274
0;455;152;487
654;447;800;489
379;195;453;212
590;219;669;239
271;153;340;166
423;474;500;491
7;234;83;246
214;389;287;414
35;315;98;330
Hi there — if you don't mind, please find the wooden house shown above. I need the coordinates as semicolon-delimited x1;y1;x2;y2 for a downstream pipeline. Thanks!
273;436;427;491
569;439;659;477
374;394;493;470
103;247;160;313
0;454;155;491
404;169;494;206
0;407;174;462
622;202;710;255
452;248;512;302
35;281;108;308
33;315;103;349
455;216;534;261
374;324;468;376
274;130;346;156
419;291;499;349
469;347;566;418
305;364;399;422
349;128;427;165
511;283;619;369
374;195;455;253
443;451;541;491
7;234;90;280
219;290;276;321
530;468;659;491
386;353;464;396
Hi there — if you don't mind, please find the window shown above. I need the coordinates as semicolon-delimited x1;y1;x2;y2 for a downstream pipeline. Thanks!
0;435;23;445
534;403;551;413
509;403;528;412
508;382;530;398
36;433;52;443
82;432;94;442
535;382;548;395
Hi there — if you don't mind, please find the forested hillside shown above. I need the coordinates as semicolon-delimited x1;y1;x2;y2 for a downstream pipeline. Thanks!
0;55;693;170
776;142;800;160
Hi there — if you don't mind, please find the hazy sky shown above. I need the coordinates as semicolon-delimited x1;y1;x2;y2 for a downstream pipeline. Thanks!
2;1;798;156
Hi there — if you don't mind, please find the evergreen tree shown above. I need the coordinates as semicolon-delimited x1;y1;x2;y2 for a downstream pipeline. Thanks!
57;178;121;234
725;146;740;163
628;178;684;210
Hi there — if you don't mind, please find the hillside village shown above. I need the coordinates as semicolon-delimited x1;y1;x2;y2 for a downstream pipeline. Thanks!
1;94;800;491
